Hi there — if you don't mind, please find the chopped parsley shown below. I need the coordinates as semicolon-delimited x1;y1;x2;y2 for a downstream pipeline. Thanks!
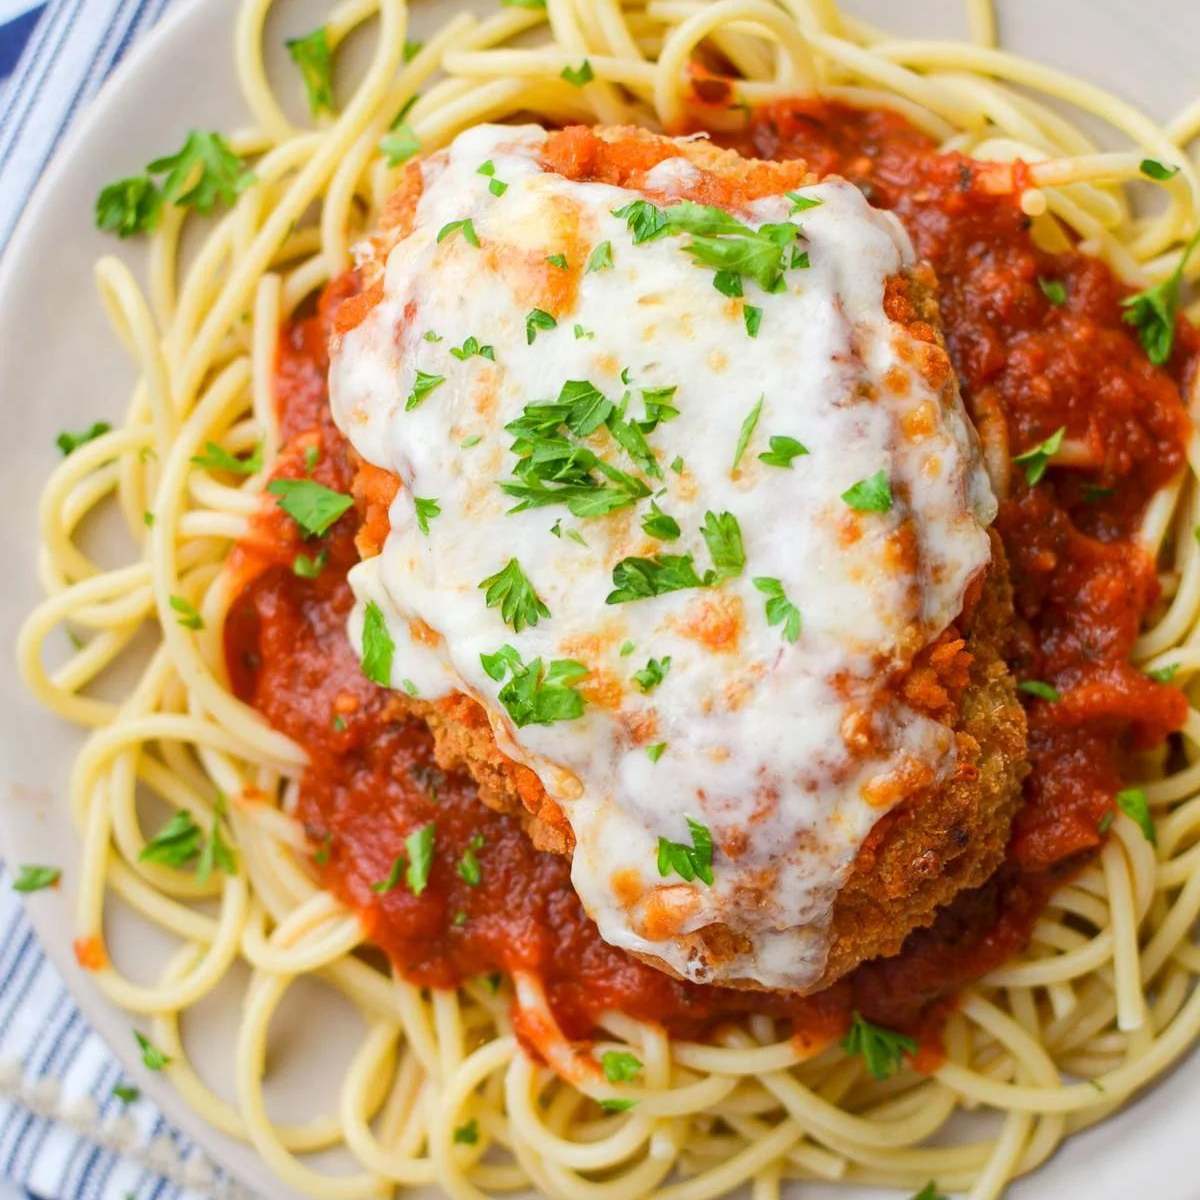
713;269;742;297
56;421;111;455
601;1051;642;1083
1146;662;1180;683
669;455;685;475
401;679;419;697
841;470;893;513
266;477;352;536
292;549;327;579
561;60;594;87
1038;277;1067;306
413;497;441;535
600;1098;637;1113
477;159;508;197
457;834;485;886
480;645;588;727
168;595;204;631
731;396;763;471
1116;787;1156;845
753;577;801;643
379;124;420;166
405;823;436;895
453;1119;479;1145
1012;426;1065;486
478;558;550;632
633;656;671;693
612;199;668;245
639;385;680;430
758;435;808;469
190;440;262;475
285;27;334;115
437;218;480;247
12;865;60;893
196;808;237;884
139;811;202;868
143;511;155;528
1140;159;1180;181
641;501;680;541
1121;228;1200;364
786;190;823;213
743;305;763;337
909;1185;948;1200
406;369;445;412
303;444;320;473
619;641;635;657
372;856;404;894
450;335;495;362
501;0;547;7
525;308;557;343
574;323;595;340
701;510;745;580
148;131;255;214
403;39;423;62
657;817;714;885
360;599;395;686
112;1084;140;1104
646;742;667;762
840;1012;915;1080
135;1031;170;1071
606;553;713;605
586;241;614;272
95;177;162;237
461;434;483;448
424;330;443;343
546;253;568;269
1018;679;1060;702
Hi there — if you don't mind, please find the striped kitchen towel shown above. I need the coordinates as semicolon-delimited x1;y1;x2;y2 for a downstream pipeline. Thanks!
1;5;255;1196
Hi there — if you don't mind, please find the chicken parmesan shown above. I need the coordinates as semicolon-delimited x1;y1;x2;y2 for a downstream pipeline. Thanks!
326;124;1026;992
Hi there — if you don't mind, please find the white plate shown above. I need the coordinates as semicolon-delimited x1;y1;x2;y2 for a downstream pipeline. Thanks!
1;1;1199;1196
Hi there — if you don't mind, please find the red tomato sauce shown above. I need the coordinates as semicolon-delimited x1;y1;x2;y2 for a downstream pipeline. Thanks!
224;101;1191;1048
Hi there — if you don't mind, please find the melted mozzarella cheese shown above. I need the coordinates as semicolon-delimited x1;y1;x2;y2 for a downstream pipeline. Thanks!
331;124;995;991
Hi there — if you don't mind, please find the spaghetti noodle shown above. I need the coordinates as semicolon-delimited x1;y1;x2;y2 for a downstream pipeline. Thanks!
16;1;1200;1198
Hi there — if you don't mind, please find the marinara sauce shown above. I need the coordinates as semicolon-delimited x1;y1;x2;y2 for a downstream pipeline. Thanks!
224;100;1192;1048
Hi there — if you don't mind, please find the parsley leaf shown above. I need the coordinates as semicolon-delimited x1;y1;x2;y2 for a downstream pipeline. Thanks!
139;811;203;869
732;395;762;471
1116;787;1156;845
639;385;679;431
713;269;743;297
196;811;237;884
437;218;480;247
600;1098;637;1112
641;501;680;541
414;497;441;535
112;1084;140;1104
292;550;327;579
480;646;588;727
361;600;395;686
405;823;436;895
457;833;485;886
190;440;262;475
478;558;551;632
12;865;60;893
633;656;671;693
56;421;112;456
646;742;667;762
606;554;714;604
656;816;714;885
285;27;334;115
135;1031;170;1071
1146;662;1180;683
379;124;420;166
407;369;445;411
840;1012;915;1080
786;190;823;213
586;241;614;272
842;470;893;512
909;1184;948;1200
148;131;254;214
546;253;568;269
453;1119;479;1144
525;308;557;343
743;305;763;337
169;595;204;630
1038;277;1067;306
1121;228;1200;364
502;0;547;7
561;59;594;86
612;199;669;245
1140;159;1180;181
752;577;801;642
1018;679;1060;702
1012;426;1065;486
700;510;745;580
601;1050;642;1082
266;478;353;535
95;177;162;237
450;336;496;363
372;856;404;894
758;435;808;469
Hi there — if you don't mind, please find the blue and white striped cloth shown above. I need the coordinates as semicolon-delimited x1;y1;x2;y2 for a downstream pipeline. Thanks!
1;4;249;1196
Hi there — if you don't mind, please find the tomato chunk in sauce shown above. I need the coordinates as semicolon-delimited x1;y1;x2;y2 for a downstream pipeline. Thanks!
224;101;1191;1049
